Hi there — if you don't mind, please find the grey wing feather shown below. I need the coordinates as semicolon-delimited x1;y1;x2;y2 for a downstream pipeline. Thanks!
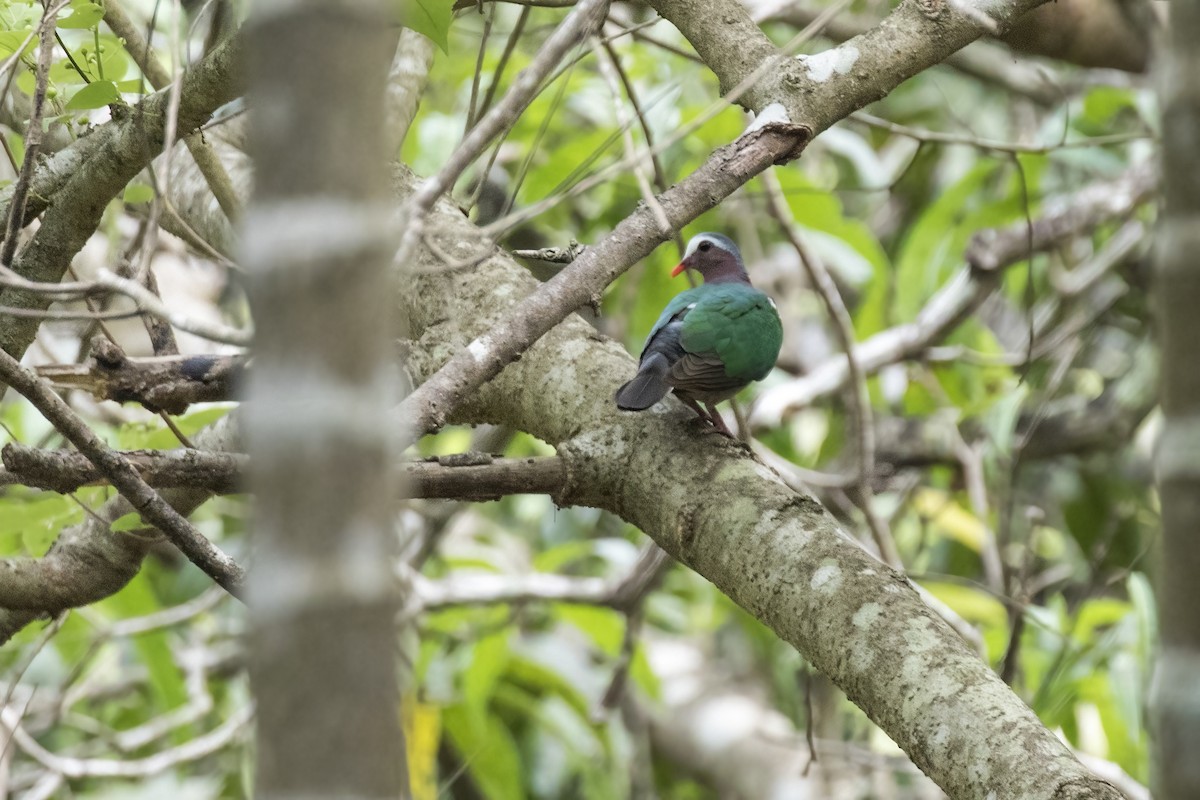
615;317;686;410
670;353;746;402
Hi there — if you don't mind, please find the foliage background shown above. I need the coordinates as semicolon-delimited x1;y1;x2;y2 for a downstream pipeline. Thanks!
0;0;1158;797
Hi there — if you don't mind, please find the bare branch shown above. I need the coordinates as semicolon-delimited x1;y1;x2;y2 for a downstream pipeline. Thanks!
1;703;251;779
36;340;245;414
0;348;246;598
1;445;568;502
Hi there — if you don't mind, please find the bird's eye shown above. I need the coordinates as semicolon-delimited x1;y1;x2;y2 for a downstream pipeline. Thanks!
698;241;712;252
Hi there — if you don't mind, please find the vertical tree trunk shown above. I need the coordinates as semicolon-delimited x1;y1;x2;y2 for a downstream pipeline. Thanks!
1152;2;1200;798
242;4;406;797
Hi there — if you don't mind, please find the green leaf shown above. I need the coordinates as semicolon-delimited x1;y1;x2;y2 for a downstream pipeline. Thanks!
979;382;1028;459
394;0;452;54
1075;597;1132;642
65;79;119;110
119;406;231;449
893;161;1001;322
556;605;624;654
110;512;144;532
123;182;155;204
442;706;524;799
0;30;37;59
0;491;83;555
57;0;104;28
464;632;510;722
1080;86;1137;129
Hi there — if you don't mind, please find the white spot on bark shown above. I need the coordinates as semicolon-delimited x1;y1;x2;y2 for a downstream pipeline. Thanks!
932;724;951;750
799;45;860;82
467;336;491;362
810;564;842;592
852;602;882;628
743;102;790;135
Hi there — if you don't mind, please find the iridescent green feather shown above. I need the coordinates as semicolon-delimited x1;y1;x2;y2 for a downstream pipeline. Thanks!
646;284;782;382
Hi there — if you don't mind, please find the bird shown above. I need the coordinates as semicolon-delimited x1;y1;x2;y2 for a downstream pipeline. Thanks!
615;232;783;437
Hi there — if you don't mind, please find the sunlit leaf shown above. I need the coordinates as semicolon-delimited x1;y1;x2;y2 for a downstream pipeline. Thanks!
918;581;1007;630
65;79;119;110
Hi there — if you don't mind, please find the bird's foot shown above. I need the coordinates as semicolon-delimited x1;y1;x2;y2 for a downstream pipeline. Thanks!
702;402;737;439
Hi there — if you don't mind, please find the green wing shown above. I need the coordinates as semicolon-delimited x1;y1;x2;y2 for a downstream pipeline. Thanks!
646;287;707;342
679;286;782;381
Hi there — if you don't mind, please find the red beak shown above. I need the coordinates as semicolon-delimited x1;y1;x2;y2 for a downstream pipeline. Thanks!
671;261;687;278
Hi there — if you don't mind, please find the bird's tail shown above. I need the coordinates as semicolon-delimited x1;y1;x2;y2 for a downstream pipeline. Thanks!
615;354;671;410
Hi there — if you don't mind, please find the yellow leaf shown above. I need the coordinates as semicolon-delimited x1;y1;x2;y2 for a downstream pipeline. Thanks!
402;693;441;800
912;488;988;552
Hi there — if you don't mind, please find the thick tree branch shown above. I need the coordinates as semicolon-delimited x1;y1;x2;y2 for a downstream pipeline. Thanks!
397;168;1123;799
650;0;1050;130
398;0;1050;444
0;444;247;493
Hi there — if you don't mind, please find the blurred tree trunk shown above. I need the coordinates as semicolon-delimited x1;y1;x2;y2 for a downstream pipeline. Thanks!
242;3;407;798
1151;1;1200;797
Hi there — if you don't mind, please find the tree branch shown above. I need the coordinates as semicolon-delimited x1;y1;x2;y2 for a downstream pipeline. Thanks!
397;0;1051;444
0;348;245;599
0;445;567;501
36;339;245;414
396;161;1124;800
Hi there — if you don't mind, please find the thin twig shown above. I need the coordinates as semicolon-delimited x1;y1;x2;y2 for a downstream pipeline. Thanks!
761;170;899;567
852;111;1151;154
480;0;849;238
0;702;252;779
477;6;530;124
0;1;68;267
392;0;610;280
94;268;252;345
463;1;495;135
593;39;671;236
